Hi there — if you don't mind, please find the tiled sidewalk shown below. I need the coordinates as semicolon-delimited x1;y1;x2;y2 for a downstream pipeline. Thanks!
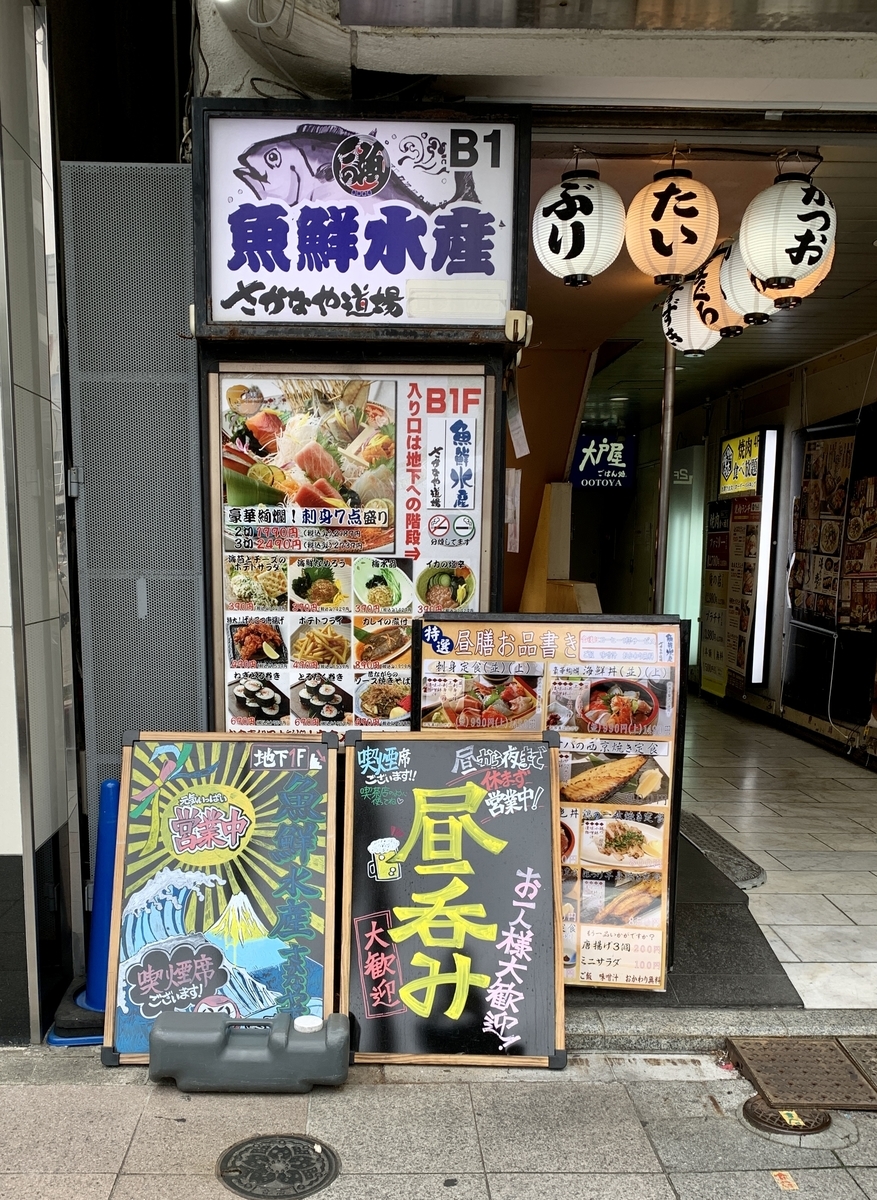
1;1045;876;1200
683;698;877;1008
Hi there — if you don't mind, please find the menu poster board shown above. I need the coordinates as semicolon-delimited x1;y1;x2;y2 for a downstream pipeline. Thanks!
840;475;877;627
790;436;854;629
213;367;493;738
719;431;760;497
201;109;517;331
341;733;564;1065
416;617;684;992
725;497;761;693
701;500;731;698
104;735;336;1064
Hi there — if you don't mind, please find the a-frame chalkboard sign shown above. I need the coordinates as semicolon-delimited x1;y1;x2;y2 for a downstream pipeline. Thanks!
340;731;565;1067
103;732;337;1065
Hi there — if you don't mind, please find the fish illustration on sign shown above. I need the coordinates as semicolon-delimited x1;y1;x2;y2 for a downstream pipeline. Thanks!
233;123;480;214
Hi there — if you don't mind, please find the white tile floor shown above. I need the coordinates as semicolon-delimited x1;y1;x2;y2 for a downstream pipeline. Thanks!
683;698;877;1008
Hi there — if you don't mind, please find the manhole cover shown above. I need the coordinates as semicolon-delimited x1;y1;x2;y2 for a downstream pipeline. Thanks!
727;1037;877;1110
217;1135;341;1198
743;1095;831;1135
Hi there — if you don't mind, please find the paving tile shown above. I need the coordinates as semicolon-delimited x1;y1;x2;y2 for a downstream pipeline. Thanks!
488;1175;675;1200
826;895;877;924
597;1007;787;1049
747;894;853;925
0;1085;145;1173
606;1055;735;1083
771;854;877;872
782;962;877;1008
644;1115;840;1171
829;778;877;792
756;872;877;895
0;1178;113;1199
721;832;836;852
121;1088;309;1175
802;832;877;851
319;1175;490;1200
669;1168;867;1199
758;924;801;962
383;1055;614;1084
470;1082;660;1173
624;1079;755;1123
720;818;845;833
109;1180;229;1200
851;1168;877;1199
771;925;877;961
837;1113;877;1167
308;1084;482;1174
746;852;792;871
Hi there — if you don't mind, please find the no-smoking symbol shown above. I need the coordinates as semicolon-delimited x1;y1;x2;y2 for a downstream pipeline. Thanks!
428;514;450;537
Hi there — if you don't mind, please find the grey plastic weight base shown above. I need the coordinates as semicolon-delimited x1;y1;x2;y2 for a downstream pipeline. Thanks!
148;1013;350;1093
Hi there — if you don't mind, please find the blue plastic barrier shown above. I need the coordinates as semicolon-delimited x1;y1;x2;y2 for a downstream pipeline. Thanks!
84;778;120;1012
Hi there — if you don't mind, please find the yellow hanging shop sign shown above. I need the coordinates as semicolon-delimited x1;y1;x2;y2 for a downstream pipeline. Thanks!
719;432;760;496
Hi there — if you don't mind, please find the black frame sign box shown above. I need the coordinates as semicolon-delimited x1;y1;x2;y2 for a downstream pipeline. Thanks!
414;614;687;994
340;732;566;1066
103;732;337;1065
193;99;530;342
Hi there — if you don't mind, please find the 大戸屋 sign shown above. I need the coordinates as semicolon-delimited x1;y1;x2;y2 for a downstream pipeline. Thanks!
570;431;637;489
198;106;518;331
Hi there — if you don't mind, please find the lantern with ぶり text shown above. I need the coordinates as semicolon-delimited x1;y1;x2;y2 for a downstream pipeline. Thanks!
532;169;626;286
719;238;774;325
663;279;721;357
625;168;719;285
739;173;836;289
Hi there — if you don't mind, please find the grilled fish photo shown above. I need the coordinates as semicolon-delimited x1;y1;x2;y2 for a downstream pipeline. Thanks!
560;755;648;803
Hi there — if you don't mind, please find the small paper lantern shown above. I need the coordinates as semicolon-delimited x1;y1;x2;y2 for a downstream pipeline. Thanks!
739;173;836;289
754;240;836;309
719;238;774;325
693;250;744;338
625;168;719;285
663;280;721;357
532;169;626;286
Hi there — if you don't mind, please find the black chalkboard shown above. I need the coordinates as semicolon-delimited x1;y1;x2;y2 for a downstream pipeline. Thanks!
341;732;564;1066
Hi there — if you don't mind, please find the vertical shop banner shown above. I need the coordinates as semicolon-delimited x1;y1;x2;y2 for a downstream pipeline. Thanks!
790;436;854;628
701;500;730;698
417;618;682;993
104;736;336;1062
719;432;760;497
725;497;761;692
840;472;877;628
204;114;516;328
216;369;491;738
341;734;563;1063
570;431;637;490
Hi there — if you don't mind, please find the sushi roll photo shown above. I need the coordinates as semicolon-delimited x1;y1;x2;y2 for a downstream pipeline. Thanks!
261;703;281;717
233;684;248;701
243;679;262;695
305;676;323;694
256;687;276;702
320;704;340;722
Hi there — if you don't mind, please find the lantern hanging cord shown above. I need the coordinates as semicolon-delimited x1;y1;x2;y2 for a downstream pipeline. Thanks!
568;146;601;173
548;145;822;164
775;148;824;176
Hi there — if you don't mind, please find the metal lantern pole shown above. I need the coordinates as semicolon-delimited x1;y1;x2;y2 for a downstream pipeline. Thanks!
654;338;676;613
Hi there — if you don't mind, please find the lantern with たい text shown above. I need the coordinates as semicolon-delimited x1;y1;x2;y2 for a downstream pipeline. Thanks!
663;280;721;357
693;250;744;338
719;238;774;325
755;240;836;309
739;173;836;289
532;169;626;286
625;168;719;285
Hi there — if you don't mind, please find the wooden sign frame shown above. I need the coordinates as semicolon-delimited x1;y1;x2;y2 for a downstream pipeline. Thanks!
339;730;565;1068
103;731;336;1065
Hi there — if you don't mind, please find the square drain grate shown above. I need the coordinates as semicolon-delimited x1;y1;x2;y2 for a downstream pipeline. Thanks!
727;1037;877;1110
839;1038;877;1093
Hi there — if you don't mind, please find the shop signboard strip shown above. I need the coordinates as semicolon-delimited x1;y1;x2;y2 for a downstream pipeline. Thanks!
414;614;686;994
103;733;337;1065
340;731;565;1066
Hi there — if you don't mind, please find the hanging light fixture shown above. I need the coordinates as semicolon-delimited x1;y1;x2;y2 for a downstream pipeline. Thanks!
739;172;836;289
625;167;719;285
719;239;774;325
693;249;745;338
754;241;836;309
532;168;626;286
662;280;721;357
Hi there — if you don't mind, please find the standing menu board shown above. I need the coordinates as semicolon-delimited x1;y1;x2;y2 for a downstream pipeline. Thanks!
701;500;731;698
104;735;336;1064
790;435;854;629
341;733;564;1065
417;617;683;992
725;497;761;693
211;366;494;738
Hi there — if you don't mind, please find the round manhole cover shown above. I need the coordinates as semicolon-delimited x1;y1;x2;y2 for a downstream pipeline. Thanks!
743;1095;832;1136
217;1134;341;1198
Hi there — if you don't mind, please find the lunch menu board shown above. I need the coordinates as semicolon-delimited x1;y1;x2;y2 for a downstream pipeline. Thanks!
790;435;854;629
215;367;492;738
417;617;683;992
341;732;564;1064
104;735;336;1063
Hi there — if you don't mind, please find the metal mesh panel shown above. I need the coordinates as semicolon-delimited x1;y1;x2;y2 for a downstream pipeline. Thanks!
61;163;206;862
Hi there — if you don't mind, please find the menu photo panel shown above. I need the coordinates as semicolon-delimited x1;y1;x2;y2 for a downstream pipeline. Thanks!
212;366;494;740
417;616;685;993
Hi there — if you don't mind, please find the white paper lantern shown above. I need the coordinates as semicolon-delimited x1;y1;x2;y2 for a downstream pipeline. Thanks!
739;172;836;289
719;238;774;325
693;250;744;338
532;169;626;286
754;240;836;309
662;280;721;357
625;168;719;285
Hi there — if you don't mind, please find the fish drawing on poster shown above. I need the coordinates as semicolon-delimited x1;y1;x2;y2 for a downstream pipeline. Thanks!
208;118;516;326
